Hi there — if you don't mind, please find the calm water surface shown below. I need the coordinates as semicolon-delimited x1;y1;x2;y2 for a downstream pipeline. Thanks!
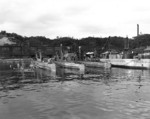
0;60;150;119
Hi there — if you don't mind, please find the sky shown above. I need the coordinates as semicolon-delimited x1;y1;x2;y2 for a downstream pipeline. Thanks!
0;0;150;39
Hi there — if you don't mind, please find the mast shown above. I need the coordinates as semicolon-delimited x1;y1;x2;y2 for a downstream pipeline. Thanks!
60;44;63;60
39;50;42;61
137;24;140;48
124;36;129;58
137;24;139;36
78;46;81;60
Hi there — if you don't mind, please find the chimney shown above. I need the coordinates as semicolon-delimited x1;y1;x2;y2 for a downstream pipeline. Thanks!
137;24;139;36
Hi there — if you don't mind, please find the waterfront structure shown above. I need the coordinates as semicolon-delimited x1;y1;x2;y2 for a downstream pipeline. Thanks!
79;61;111;69
100;46;150;69
100;24;150;69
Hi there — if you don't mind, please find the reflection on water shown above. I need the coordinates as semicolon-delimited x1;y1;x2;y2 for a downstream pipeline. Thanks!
1;60;150;119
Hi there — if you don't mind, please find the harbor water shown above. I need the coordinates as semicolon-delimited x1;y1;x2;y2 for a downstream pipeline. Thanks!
0;59;150;119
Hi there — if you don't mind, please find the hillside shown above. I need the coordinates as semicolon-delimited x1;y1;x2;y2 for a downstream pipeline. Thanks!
1;30;150;58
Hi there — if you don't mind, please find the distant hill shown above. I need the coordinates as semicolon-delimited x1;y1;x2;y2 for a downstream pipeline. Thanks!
1;30;150;56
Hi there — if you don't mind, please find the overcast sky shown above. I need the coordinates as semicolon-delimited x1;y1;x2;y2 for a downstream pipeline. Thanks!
0;0;150;39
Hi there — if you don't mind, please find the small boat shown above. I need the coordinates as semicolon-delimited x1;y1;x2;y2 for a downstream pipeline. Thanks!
33;51;56;72
54;44;85;74
55;61;85;74
56;67;85;76
34;61;56;72
35;66;56;79
79;61;111;68
100;58;150;69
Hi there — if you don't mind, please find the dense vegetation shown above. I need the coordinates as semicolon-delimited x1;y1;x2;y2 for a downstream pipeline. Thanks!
1;30;150;57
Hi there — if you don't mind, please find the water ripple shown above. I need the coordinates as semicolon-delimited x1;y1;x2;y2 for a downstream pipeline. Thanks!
1;60;150;119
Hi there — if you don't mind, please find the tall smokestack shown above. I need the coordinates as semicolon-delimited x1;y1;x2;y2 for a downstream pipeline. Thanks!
137;24;139;36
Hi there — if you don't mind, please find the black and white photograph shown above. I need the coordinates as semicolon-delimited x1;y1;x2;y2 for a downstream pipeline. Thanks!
0;0;150;119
